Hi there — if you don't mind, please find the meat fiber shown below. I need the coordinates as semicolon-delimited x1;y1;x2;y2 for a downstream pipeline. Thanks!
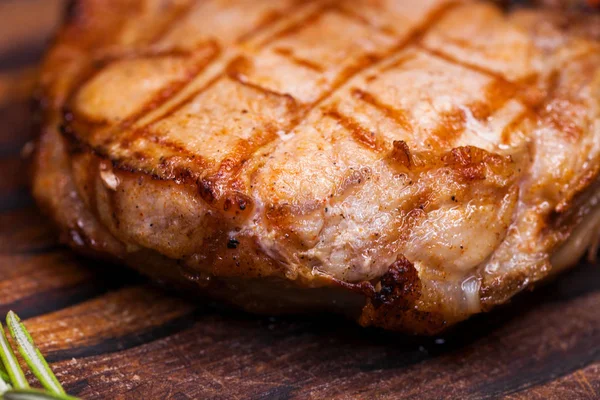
32;0;600;333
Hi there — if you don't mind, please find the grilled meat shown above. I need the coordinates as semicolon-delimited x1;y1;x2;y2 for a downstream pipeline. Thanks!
32;0;600;334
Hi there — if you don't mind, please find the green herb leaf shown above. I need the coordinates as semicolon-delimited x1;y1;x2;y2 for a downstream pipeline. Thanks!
0;324;28;390
5;313;64;395
2;388;79;400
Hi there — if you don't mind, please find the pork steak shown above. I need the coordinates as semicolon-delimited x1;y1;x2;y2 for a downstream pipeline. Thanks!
32;0;600;334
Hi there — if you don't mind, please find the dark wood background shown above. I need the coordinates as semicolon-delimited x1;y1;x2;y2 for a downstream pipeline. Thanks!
0;1;598;399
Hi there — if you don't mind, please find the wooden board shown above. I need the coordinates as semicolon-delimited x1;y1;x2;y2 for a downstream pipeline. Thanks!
0;1;598;399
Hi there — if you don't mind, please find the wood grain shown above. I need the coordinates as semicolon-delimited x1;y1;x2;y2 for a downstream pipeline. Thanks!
0;1;598;399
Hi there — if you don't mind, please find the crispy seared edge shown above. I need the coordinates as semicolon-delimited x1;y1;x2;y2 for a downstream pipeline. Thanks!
30;0;600;334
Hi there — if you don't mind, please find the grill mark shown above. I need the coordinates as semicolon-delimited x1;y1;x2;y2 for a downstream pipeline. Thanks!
273;47;325;72
89;68;299;206
429;79;520;148
60;0;208;123
96;46;207;62
130;46;220;118
63;0;302;160
114;0;323;148
133;53;298;141
226;57;300;103
68;42;220;108
61;0;292;179
217;129;278;178
147;135;208;169
429;107;468;147
439;33;489;53
325;108;384;152
257;1;333;48
418;43;527;83
147;1;198;45
471;78;517;120
130;1;328;126
273;1;464;153
418;43;501;78
142;73;222;129
65;129;209;185
351;88;413;131
67;41;220;125
304;1;464;117
112;72;224;156
64;0;463;204
236;0;318;44
178;0;465;191
68;41;221;144
377;52;418;74
62;122;209;185
237;10;287;44
332;3;398;37
400;50;538;148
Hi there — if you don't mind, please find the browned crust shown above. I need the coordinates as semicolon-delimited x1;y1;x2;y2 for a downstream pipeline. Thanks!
52;0;467;224
331;256;447;334
31;0;600;335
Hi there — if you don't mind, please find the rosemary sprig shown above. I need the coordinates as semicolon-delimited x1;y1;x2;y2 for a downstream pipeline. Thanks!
0;312;80;400
2;389;79;400
6;312;64;396
0;324;28;390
